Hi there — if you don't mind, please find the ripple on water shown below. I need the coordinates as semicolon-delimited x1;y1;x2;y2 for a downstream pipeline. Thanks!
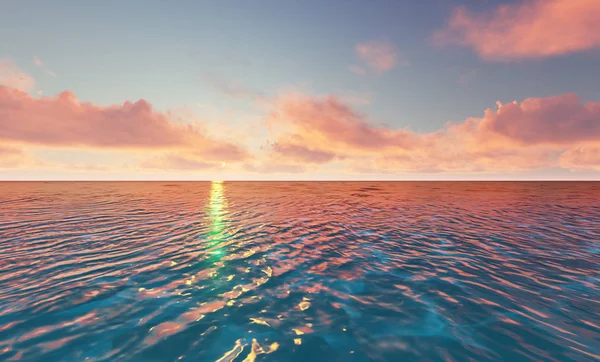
0;181;599;361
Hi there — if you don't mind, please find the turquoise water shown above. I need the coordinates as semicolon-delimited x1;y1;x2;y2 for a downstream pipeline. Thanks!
0;182;599;361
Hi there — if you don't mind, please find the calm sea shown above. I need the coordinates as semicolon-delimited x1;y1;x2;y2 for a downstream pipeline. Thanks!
0;182;599;361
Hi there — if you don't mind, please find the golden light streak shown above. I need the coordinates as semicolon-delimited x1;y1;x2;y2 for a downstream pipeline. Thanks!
207;180;228;259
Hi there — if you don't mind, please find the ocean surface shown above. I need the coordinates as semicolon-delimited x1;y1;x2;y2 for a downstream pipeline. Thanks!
0;181;599;362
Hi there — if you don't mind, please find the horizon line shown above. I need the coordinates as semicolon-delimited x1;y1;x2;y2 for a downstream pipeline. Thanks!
0;179;599;182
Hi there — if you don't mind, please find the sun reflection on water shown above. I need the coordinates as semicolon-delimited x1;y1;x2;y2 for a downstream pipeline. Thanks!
207;181;227;257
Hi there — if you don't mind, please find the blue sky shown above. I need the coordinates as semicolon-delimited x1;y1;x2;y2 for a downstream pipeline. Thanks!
4;0;597;124
1;0;600;179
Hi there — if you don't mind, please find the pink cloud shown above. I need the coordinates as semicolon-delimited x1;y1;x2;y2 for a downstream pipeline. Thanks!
265;92;600;173
0;145;34;168
559;145;600;170
354;39;404;73
433;0;600;61
481;94;600;145
268;93;417;153
195;142;250;162
0;86;249;162
141;154;221;170
0;145;23;157
270;135;336;164
2;77;599;175
0;84;251;173
0;86;194;148
0;60;35;91
141;141;250;171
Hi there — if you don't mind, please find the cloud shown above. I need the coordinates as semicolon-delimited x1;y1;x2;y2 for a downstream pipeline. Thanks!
0;86;249;161
0;60;36;91
265;92;600;173
2;76;600;175
0;145;25;161
0;86;194;148
140;154;222;171
481;94;600;145
267;93;417;154
0;84;251;174
559;145;600;171
0;145;36;168
193;142;250;162
354;39;405;73
433;0;600;61
269;135;337;164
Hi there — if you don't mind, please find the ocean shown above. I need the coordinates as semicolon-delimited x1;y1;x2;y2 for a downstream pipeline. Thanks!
0;181;599;361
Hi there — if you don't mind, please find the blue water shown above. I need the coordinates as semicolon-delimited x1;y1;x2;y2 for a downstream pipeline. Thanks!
0;182;599;361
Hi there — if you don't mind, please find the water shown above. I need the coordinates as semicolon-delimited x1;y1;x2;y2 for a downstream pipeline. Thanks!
0;182;599;362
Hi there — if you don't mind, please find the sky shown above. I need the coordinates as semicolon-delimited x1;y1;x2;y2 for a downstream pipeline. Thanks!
1;0;600;180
